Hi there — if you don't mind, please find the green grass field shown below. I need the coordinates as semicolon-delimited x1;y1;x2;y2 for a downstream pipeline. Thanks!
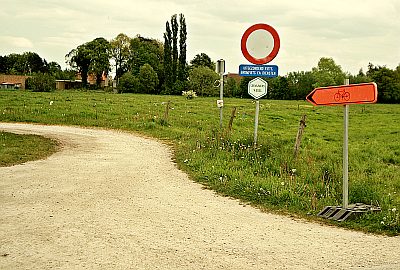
0;131;58;167
0;89;399;235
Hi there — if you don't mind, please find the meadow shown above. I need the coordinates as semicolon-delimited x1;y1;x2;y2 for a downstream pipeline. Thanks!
0;89;399;235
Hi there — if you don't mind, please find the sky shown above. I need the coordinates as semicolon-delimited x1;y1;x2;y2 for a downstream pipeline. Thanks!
1;0;399;76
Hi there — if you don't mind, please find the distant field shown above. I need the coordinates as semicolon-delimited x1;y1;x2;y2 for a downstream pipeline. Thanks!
0;89;399;235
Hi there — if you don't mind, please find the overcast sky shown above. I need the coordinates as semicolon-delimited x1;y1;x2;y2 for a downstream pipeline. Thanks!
1;0;399;75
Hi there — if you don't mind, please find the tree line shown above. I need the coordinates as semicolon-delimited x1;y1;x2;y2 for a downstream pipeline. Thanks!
0;14;399;103
227;58;400;103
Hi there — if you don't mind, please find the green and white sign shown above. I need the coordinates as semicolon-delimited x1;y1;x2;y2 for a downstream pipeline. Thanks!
248;77;268;99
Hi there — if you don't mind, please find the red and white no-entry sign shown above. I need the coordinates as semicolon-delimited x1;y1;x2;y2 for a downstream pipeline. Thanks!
241;23;280;65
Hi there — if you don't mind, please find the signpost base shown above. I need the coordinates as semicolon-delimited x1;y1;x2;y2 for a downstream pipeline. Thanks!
317;203;381;222
254;100;260;145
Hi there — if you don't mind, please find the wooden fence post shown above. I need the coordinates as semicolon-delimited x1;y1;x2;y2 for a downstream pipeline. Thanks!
293;114;307;158
163;101;171;123
227;107;237;132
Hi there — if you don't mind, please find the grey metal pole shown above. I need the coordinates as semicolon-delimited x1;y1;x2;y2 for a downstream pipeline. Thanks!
254;100;260;145
343;78;350;208
219;73;224;128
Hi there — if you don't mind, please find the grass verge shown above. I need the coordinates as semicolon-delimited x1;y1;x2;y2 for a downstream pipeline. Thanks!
0;131;59;167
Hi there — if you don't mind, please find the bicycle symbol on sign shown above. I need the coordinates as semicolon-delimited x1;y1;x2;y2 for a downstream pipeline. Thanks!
334;89;350;102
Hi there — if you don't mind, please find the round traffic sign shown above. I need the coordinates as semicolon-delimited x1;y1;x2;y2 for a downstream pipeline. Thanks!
241;23;280;65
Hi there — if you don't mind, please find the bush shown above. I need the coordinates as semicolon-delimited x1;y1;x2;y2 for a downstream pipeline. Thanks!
224;77;239;97
118;72;141;93
182;90;197;99
25;73;55;92
188;66;219;96
138;64;159;94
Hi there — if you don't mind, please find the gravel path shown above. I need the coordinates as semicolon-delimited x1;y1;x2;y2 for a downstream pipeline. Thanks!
0;122;399;270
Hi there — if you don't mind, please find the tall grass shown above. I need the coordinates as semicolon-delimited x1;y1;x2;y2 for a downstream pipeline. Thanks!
0;89;398;234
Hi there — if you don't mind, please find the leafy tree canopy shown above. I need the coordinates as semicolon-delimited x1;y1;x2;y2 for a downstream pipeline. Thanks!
87;37;111;86
311;57;346;87
190;53;215;70
110;33;132;80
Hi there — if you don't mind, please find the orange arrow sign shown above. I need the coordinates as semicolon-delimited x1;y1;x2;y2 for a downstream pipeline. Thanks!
306;82;378;106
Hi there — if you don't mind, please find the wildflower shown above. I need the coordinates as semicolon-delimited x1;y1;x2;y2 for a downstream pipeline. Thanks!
184;159;188;163
381;221;385;225
49;101;54;105
182;90;197;99
392;208;397;212
281;181;285;186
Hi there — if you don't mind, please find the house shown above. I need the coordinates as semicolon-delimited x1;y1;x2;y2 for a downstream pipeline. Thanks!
76;71;109;87
0;74;30;89
224;73;242;84
56;71;109;90
0;82;21;89
55;80;82;90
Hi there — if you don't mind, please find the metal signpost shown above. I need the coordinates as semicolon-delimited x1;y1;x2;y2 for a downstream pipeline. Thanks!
248;78;268;145
240;23;280;145
343;79;350;208
306;81;378;218
216;59;225;128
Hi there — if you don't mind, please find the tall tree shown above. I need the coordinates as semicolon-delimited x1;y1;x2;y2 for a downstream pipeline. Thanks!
163;21;173;93
190;53;215;70
23;52;46;74
5;53;30;74
367;63;400;103
130;35;163;76
311;57;346;87
171;14;179;84
287;71;316;100
110;33;131;81
47;61;62;77
87;37;111;86
348;68;371;84
66;38;110;87
268;76;290;100
66;44;92;86
0;55;8;74
177;13;187;82
163;13;188;95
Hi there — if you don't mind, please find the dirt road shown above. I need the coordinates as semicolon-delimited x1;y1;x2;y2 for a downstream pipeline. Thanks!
0;122;399;270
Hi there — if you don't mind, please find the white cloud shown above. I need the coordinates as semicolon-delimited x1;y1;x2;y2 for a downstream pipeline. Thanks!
1;0;399;73
0;36;34;48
